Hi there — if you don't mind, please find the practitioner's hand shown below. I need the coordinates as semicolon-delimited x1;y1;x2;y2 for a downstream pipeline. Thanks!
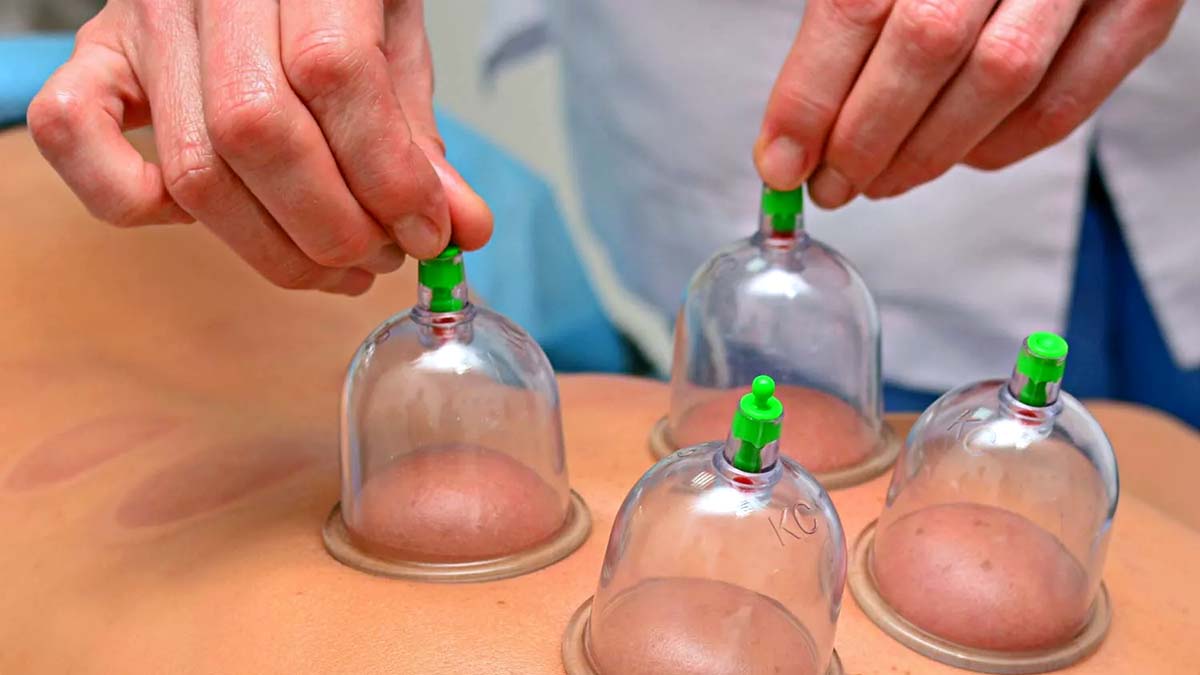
28;0;493;294
754;0;1185;208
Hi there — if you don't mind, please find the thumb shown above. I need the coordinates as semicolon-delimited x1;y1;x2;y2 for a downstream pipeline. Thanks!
386;2;493;251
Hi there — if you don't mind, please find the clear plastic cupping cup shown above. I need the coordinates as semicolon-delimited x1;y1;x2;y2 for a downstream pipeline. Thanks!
659;185;896;488
565;376;847;675
851;332;1119;673
324;246;590;582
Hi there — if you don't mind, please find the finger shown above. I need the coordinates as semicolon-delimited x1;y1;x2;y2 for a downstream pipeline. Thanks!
866;0;1086;198
965;0;1184;170
138;9;373;295
27;41;191;227
754;0;895;190
280;0;452;259
384;0;493;251
199;0;402;274
811;0;997;208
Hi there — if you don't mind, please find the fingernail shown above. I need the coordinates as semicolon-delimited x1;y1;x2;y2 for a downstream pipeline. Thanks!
392;214;443;259
809;167;856;208
360;244;407;274
757;136;808;190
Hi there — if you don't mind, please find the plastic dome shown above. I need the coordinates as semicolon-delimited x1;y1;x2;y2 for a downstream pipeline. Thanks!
323;247;590;582
567;376;847;675
657;186;895;487
851;332;1118;671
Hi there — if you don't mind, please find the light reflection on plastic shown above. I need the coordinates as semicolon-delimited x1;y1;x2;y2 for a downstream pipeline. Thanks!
691;483;762;518
745;268;810;301
965;417;1038;452
413;341;483;375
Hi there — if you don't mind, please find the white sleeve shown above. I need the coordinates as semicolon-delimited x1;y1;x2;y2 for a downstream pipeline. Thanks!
481;0;551;85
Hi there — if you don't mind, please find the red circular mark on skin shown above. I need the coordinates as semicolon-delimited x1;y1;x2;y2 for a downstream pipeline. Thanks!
114;440;321;528
873;503;1091;651
732;475;754;486
347;444;566;563
589;577;821;675
6;414;177;490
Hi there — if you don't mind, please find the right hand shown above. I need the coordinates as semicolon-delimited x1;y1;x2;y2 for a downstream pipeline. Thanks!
27;0;493;295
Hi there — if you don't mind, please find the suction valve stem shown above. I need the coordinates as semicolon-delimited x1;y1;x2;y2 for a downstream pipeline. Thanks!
726;375;785;472
1008;331;1069;407
418;245;467;313
760;186;804;238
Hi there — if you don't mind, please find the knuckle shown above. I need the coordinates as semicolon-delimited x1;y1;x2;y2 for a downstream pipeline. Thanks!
73;15;107;45
92;197;152;229
827;0;892;29
206;80;289;156
269;260;329;291
890;147;943;184
1030;93;1087;144
26;89;84;153
351;144;444;218
307;227;377;268
826;131;885;181
899;0;972;63
964;147;1011;171
162;144;222;210
1131;0;1182;49
770;84;838;135
284;30;367;102
1132;0;1183;26
973;24;1048;97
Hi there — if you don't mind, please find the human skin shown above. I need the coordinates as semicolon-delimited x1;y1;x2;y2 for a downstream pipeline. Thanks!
669;385;878;474
347;444;567;563
26;0;492;295
872;502;1092;651
754;0;1186;208
588;577;821;675
4;129;1200;673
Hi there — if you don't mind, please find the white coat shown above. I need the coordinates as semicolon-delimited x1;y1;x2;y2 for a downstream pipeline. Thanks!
485;0;1200;391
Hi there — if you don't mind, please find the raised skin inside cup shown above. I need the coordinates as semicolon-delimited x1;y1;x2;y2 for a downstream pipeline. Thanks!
587;577;820;675
347;444;566;563
670;384;876;473
872;502;1091;652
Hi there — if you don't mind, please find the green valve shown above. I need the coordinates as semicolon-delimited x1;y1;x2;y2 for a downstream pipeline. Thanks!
729;375;784;472
1014;331;1068;406
418;245;465;312
761;185;804;234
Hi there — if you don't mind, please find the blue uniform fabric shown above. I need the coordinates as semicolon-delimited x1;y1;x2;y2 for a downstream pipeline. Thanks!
435;112;630;373
887;158;1199;428
0;34;630;373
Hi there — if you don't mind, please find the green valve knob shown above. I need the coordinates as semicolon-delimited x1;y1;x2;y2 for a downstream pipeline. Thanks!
761;185;804;234
1014;331;1068;407
730;375;784;472
418;245;465;313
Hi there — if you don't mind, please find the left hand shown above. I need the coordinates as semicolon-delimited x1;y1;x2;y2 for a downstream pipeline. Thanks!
754;0;1185;209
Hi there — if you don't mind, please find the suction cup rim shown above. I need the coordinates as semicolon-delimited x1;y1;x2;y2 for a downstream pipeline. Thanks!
322;490;591;583
847;519;1112;674
648;416;901;490
561;596;844;675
